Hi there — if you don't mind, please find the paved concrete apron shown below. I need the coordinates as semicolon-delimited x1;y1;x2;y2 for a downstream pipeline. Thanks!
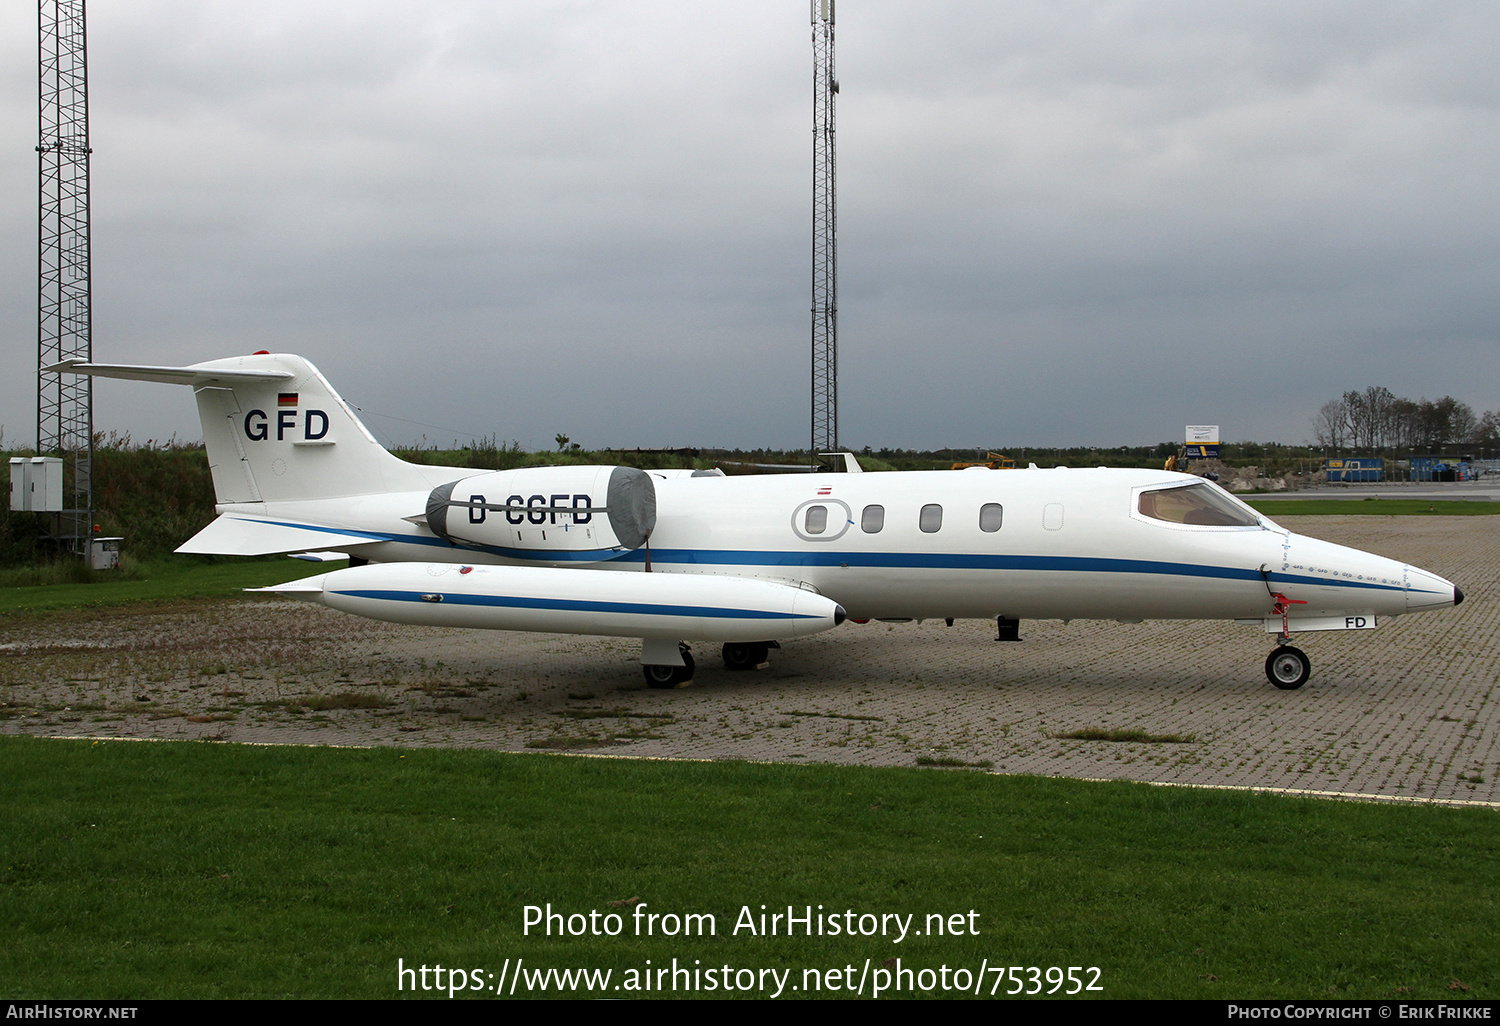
4;516;1493;805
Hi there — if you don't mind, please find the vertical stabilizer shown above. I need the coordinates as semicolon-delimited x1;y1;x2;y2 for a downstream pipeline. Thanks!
47;353;448;504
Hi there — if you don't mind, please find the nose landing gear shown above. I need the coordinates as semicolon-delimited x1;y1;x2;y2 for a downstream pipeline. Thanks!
1253;575;1315;689
1265;645;1311;690
1264;588;1311;689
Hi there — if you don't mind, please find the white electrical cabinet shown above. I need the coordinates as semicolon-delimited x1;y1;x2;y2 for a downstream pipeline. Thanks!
9;457;63;512
90;536;123;570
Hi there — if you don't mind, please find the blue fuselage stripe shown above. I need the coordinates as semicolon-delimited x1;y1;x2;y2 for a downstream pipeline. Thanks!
276;521;1413;596
331;590;820;620
632;550;1406;593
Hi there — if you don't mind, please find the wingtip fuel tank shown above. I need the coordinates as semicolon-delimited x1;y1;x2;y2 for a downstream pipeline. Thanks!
257;563;846;643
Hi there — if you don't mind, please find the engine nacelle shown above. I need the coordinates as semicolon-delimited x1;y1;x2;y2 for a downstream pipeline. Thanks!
425;465;655;554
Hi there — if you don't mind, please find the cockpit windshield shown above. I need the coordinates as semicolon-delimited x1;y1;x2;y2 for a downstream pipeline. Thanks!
1137;482;1260;528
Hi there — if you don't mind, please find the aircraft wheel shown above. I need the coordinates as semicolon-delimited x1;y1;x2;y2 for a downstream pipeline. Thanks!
1265;646;1311;690
722;641;770;671
643;649;695;689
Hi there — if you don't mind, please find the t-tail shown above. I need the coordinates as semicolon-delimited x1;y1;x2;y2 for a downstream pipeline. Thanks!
47;353;459;554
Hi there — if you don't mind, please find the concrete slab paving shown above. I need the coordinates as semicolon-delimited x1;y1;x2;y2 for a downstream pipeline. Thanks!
3;515;1494;805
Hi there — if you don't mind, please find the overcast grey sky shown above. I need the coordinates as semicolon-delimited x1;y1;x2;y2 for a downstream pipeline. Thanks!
4;1;1497;452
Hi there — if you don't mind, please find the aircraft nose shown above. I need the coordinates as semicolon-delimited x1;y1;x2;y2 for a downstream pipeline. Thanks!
833;604;847;626
1405;566;1462;613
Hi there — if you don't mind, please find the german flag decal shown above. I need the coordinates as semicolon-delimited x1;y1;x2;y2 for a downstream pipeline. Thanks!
278;393;298;407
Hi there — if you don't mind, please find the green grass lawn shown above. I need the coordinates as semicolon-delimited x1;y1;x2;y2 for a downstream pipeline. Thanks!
1;736;1494;999
0;558;339;615
1246;498;1500;516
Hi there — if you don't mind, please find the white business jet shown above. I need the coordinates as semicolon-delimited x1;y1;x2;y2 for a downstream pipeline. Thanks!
49;353;1462;690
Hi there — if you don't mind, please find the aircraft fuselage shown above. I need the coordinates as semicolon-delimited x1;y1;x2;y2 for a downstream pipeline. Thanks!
229;466;1445;628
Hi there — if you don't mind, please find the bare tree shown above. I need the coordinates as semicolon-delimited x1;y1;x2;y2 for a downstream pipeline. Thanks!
1314;389;1485;453
1388;398;1419;450
1362;386;1396;448
1472;410;1500;451
1447;399;1477;448
1313;398;1347;448
1342;390;1371;449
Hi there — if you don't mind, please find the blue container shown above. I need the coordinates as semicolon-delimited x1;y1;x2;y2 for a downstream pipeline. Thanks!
1325;457;1385;483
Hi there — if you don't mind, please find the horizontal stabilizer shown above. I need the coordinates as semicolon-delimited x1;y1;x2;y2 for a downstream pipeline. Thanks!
45;359;294;386
178;514;385;556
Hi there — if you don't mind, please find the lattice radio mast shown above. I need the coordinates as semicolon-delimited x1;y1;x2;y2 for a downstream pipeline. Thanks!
37;0;93;553
810;0;838;464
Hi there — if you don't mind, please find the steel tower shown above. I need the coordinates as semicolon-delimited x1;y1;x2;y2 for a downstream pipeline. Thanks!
810;0;837;463
37;0;93;552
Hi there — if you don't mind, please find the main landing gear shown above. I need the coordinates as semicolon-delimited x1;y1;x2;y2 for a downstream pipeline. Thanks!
721;640;778;671
641;639;782;687
641;640;695;689
642;648;694;689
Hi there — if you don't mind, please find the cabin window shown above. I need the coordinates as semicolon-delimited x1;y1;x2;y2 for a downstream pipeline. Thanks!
920;504;943;533
1138;482;1258;527
791;498;853;542
861;504;884;533
979;503;1003;532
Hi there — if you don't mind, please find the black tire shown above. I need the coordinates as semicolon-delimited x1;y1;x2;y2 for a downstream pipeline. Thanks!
722;641;770;671
1265;646;1311;690
643;649;695;689
642;664;677;688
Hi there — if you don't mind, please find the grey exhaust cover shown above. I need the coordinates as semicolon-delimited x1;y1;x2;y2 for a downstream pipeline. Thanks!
424;466;656;551
606;466;656;549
